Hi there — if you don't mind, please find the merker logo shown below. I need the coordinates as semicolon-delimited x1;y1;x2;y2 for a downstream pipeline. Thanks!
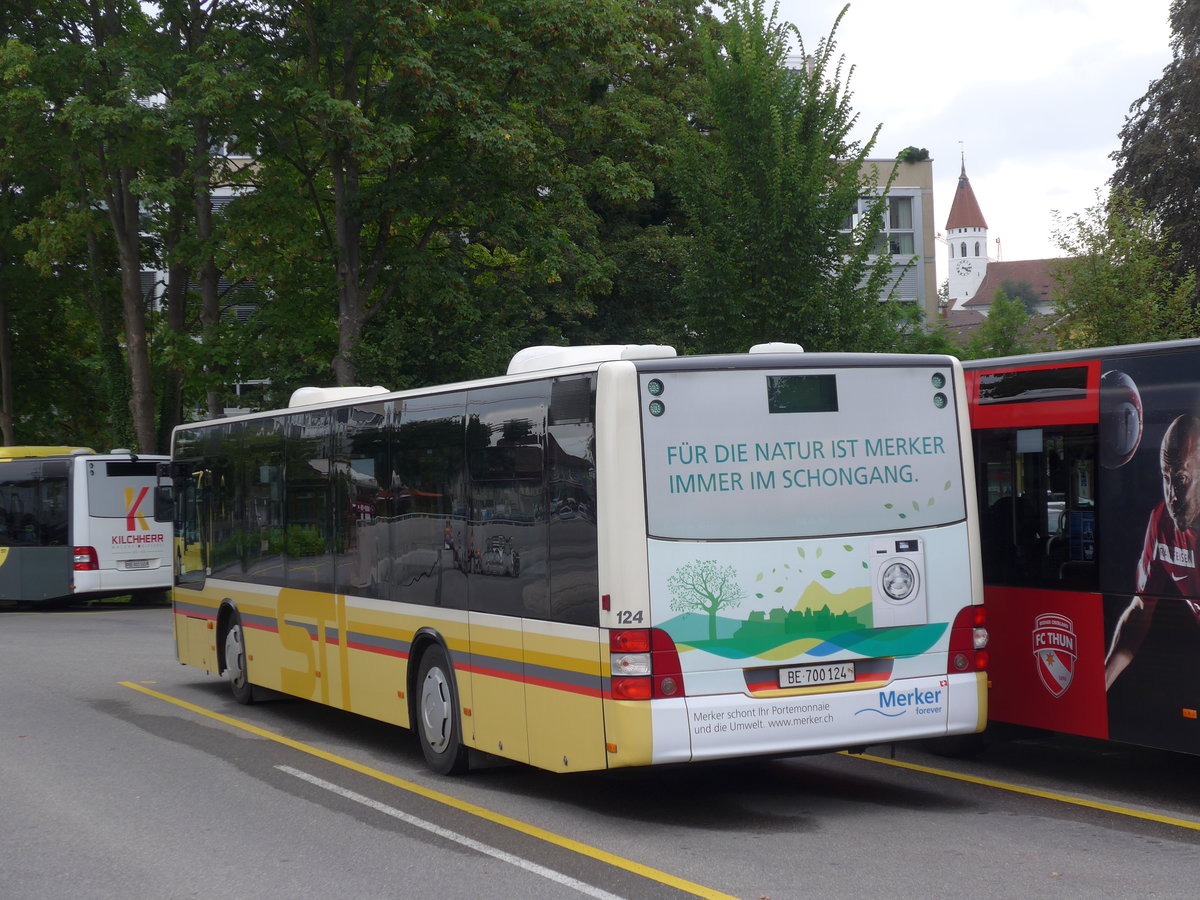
856;687;943;718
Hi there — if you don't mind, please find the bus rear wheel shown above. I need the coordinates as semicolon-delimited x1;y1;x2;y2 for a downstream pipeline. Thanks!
416;645;468;775
224;612;256;705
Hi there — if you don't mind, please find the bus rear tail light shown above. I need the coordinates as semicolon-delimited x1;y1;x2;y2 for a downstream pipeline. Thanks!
73;546;99;571
609;628;685;699
948;604;988;673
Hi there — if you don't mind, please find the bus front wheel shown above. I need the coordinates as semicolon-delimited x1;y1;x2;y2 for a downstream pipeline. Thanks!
224;612;256;705
415;645;468;775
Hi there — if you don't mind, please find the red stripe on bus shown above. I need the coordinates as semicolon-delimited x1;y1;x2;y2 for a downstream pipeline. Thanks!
461;663;603;698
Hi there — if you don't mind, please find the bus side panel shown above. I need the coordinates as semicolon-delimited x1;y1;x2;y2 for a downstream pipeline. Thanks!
181;615;217;674
172;593;219;670
947;672;988;734
601;698;697;768
983;585;1109;739
341;600;420;729
465;613;529;763
1094;348;1200;754
0;548;72;603
522;620;606;772
1103;592;1200;754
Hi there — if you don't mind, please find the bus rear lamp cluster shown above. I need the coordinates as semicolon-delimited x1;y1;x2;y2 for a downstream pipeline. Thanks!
73;546;99;571
947;604;988;673
609;629;685;700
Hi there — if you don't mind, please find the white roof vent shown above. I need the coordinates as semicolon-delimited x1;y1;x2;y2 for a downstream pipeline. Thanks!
749;342;804;354
507;344;677;375
288;385;389;408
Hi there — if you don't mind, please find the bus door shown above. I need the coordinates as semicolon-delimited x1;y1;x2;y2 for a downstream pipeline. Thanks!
0;458;71;603
174;467;212;585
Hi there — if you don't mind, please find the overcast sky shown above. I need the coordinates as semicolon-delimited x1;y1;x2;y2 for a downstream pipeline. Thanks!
771;0;1175;284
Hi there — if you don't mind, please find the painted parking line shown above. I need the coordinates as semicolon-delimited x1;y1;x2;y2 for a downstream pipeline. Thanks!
119;682;738;900
278;765;625;900
850;750;1200;831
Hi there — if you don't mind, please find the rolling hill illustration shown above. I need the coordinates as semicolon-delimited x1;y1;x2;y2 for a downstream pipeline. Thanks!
660;581;946;661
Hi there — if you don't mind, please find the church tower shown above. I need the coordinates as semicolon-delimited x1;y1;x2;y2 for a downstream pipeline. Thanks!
945;160;988;307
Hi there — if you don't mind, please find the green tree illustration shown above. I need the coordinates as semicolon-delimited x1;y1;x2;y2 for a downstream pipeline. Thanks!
667;560;745;641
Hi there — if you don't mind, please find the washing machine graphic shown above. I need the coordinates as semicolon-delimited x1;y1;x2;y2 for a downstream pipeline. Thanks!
869;537;928;627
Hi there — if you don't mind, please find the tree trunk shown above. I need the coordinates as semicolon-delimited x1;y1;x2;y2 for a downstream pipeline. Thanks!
157;145;190;449
109;167;158;453
0;283;13;446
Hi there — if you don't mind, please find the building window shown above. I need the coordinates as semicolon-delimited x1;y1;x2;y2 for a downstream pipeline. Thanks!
874;196;915;256
975;241;981;256
841;194;916;257
960;241;967;258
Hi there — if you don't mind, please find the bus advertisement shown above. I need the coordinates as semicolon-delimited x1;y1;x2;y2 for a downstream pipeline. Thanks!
0;448;171;606
966;338;1200;757
162;345;986;774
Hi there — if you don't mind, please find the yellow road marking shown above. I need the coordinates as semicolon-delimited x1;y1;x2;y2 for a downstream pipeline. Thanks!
849;751;1200;831
119;682;737;900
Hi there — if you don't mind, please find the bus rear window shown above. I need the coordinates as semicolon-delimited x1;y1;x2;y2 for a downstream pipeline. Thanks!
767;375;838;414
641;366;966;540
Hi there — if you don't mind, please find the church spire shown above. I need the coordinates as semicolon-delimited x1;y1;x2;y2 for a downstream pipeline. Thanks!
946;161;987;230
945;156;989;307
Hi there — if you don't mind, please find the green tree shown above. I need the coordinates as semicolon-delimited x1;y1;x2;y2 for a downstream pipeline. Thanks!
667;559;745;641
238;0;645;386
1050;188;1200;349
145;0;259;428
0;8;143;449
675;0;900;354
1112;0;1200;282
556;0;719;349
965;289;1039;360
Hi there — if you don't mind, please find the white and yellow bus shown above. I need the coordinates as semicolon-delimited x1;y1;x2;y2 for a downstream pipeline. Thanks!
161;344;987;774
0;447;171;606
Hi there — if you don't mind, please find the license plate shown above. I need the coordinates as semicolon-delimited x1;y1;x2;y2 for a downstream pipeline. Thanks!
779;662;855;688
125;559;150;569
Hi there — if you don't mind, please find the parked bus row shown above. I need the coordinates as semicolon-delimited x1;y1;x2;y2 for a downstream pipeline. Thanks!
21;337;1199;772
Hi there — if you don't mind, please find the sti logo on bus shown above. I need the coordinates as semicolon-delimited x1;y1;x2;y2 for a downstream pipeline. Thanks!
1033;613;1077;698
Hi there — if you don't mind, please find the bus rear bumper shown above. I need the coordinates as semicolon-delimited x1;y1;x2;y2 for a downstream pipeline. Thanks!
72;567;171;597
646;672;986;765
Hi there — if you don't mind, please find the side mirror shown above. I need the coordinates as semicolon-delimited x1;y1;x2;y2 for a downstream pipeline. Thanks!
153;485;175;523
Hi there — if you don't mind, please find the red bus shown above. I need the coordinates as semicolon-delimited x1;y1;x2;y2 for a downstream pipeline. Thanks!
965;339;1200;756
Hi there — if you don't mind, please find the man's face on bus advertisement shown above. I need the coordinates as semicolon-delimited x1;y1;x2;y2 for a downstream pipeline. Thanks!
1161;417;1200;532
